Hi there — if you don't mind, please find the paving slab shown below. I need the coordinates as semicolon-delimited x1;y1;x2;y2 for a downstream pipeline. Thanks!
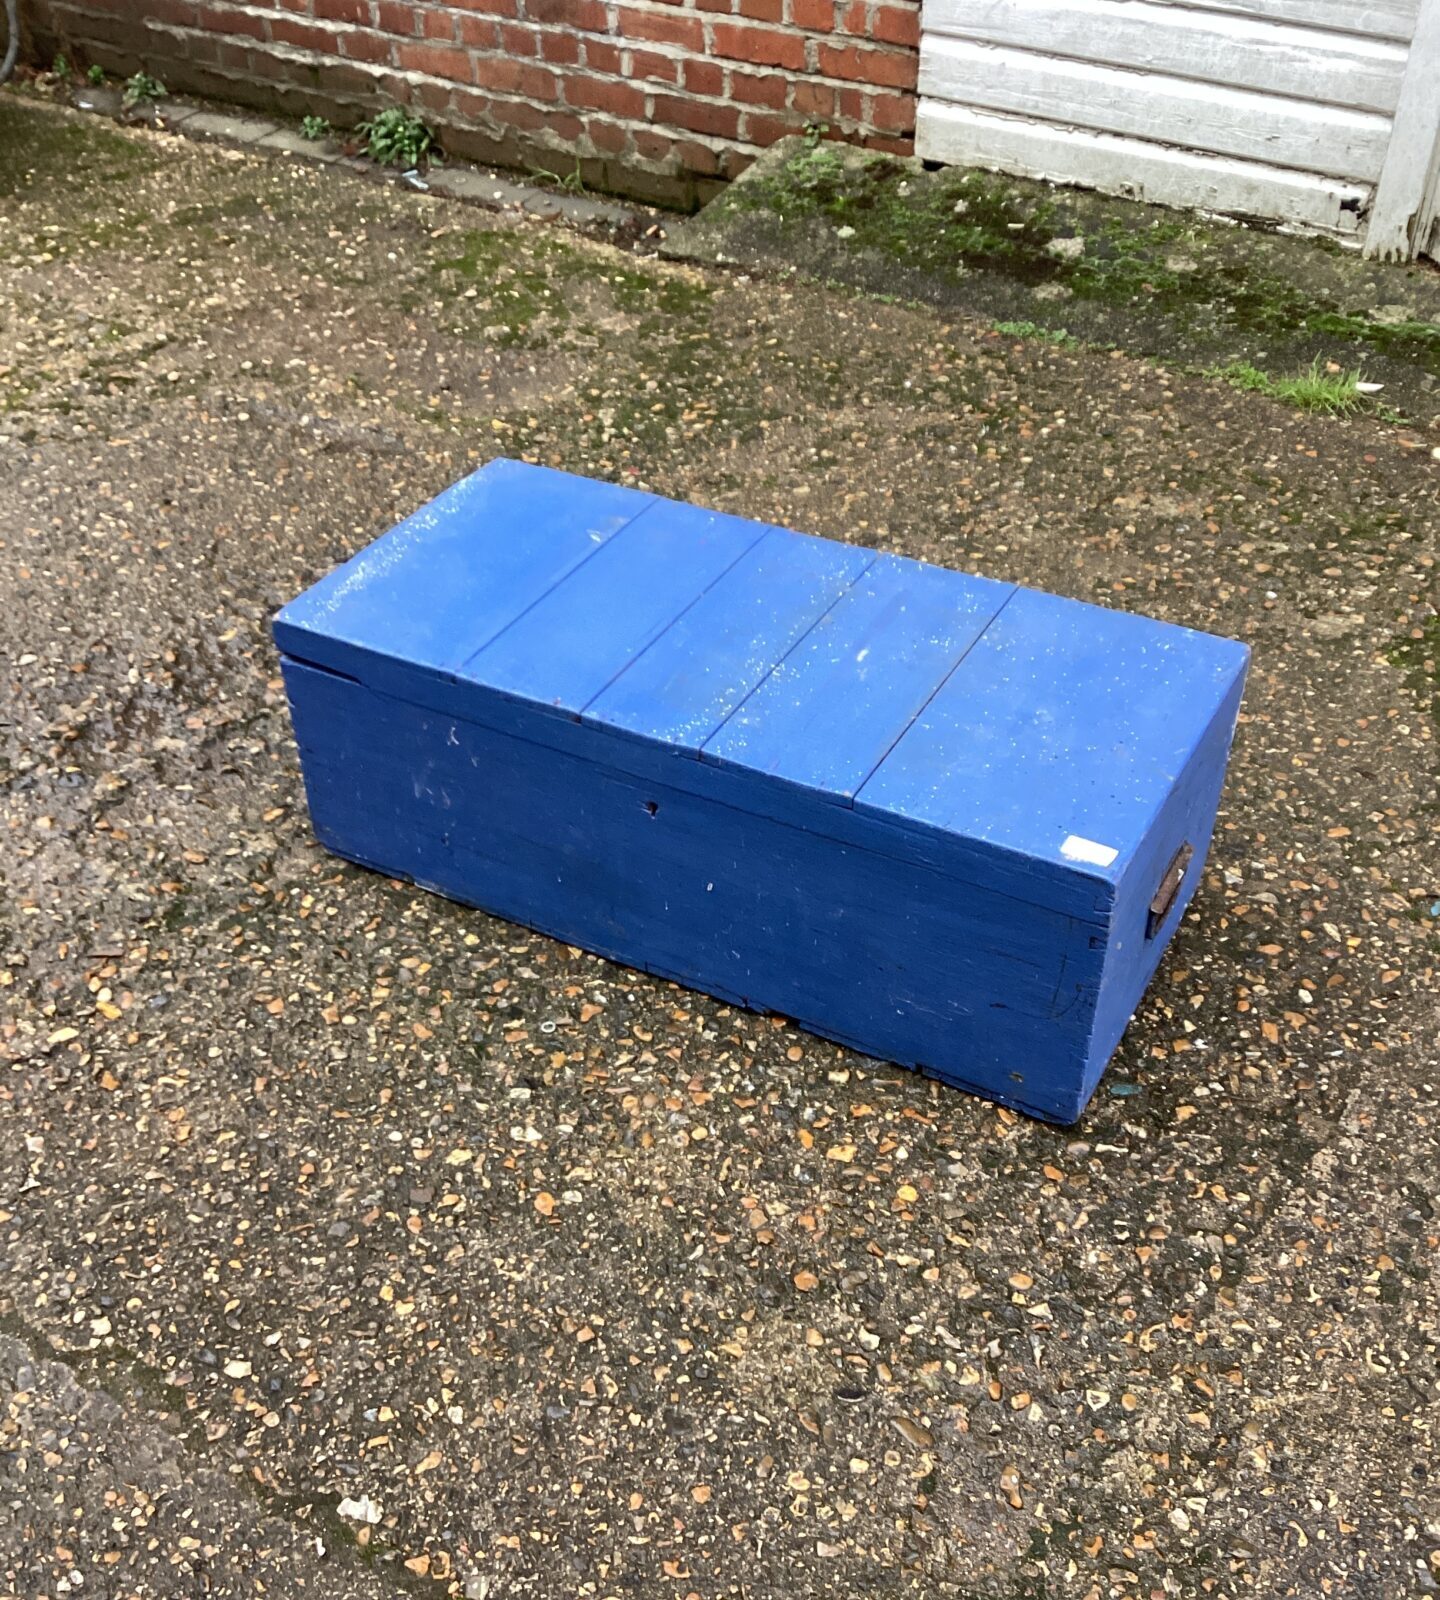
255;125;340;162
179;108;276;145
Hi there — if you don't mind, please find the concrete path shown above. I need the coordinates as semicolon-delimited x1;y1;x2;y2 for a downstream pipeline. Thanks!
1;91;1437;1599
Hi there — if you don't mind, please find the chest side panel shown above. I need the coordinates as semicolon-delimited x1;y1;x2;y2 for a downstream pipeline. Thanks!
1077;663;1248;1106
283;657;1106;1121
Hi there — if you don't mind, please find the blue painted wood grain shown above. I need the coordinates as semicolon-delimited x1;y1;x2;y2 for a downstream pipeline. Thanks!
856;587;1250;892
585;527;875;751
275;457;1250;1121
274;459;654;694
702;554;1015;802
460;500;767;714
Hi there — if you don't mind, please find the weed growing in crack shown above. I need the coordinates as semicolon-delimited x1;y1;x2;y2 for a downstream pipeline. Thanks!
356;105;435;168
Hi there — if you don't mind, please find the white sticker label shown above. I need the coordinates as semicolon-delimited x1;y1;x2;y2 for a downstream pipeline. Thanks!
1061;834;1119;868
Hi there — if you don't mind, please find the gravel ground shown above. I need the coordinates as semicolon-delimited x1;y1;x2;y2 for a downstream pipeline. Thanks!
1;92;1438;1600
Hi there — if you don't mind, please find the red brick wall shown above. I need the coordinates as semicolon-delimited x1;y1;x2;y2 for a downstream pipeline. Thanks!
26;0;919;205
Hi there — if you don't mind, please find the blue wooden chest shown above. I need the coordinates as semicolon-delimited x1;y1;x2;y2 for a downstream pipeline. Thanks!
275;459;1248;1122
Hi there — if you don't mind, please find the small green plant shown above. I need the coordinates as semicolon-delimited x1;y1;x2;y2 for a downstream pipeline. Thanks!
1206;356;1369;415
534;161;588;194
300;114;332;142
86;63;106;86
785;137;845;197
53;53;72;81
993;320;1079;347
122;70;166;109
356;104;435;168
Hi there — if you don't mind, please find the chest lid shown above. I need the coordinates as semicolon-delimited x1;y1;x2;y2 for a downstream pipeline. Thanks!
276;458;1248;915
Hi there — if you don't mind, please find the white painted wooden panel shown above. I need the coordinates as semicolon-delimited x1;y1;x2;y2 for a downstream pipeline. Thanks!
919;38;1392;179
916;101;1368;232
923;0;1408;113
1148;0;1417;44
1367;0;1440;254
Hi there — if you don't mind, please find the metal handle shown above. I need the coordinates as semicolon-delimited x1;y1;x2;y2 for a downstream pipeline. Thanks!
1147;842;1194;938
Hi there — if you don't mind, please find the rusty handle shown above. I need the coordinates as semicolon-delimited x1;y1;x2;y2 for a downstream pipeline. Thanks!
1146;842;1194;938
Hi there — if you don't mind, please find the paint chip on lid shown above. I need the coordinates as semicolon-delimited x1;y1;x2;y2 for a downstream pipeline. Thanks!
1061;834;1119;869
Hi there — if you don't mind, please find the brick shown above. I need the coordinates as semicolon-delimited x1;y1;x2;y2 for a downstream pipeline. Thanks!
583;38;623;71
870;2;918;47
525;0;608;27
860;132;911;155
790;78;833;118
538;27;581;61
788;0;832;28
269;15;336;49
817;40;914;87
673;138;721;176
730;69;785;107
682;56;724;94
413;75;455;112
615;5;705;49
451;87;490;118
373;0;416;33
633;126;676;163
563;72;647;118
165;27;221;65
141;0;200;28
422;8;456;38
738;0;782;19
629;47;679;82
341;28;394;61
866;88;913;132
837;0;864;31
215;40;259;73
835;84;862;120
741;109;805;144
456;15;500;46
396;38;472;78
490;96;546;131
498;20;540;52
651;91;740;138
711;20;805;67
312;0;368;21
695;0;733;10
202;5;267;39
543;108;585;139
474;53;559;97
586;116;630;154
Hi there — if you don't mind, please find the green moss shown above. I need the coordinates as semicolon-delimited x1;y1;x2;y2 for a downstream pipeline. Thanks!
604;263;712;320
733;152;1059;280
1389;616;1440;730
0;99;158;198
428;229;574;346
425;227;710;349
721;142;1440;379
170;194;281;226
993;320;1079;347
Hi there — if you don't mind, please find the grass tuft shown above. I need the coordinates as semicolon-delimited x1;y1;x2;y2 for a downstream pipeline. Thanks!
1206;357;1369;414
